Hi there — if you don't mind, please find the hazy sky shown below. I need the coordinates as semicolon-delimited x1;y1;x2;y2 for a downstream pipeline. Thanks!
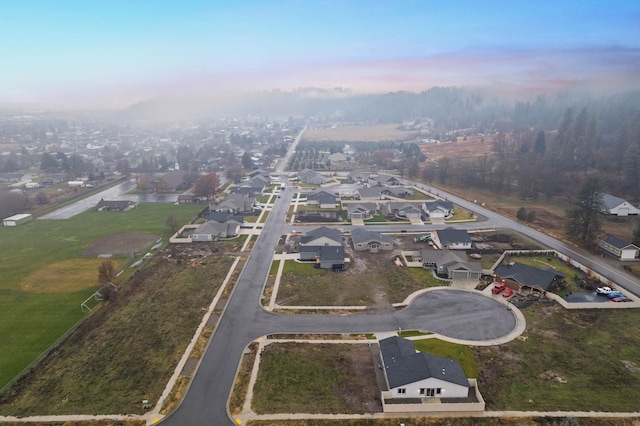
1;0;639;108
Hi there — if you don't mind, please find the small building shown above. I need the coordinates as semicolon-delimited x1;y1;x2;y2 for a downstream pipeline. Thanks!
177;194;196;204
3;213;33;227
296;168;328;185
600;194;640;216
306;189;337;208
380;186;414;199
351;228;393;252
346;203;377;219
369;174;400;187
598;234;640;261
380;336;470;399
386;202;423;219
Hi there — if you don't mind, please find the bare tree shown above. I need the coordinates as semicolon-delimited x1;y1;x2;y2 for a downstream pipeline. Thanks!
166;214;180;234
193;172;220;200
98;259;116;284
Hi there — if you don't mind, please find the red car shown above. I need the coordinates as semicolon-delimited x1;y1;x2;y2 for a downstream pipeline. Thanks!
491;283;505;294
502;288;514;298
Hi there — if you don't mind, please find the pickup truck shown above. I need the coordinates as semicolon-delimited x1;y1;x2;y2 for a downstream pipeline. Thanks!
596;286;616;295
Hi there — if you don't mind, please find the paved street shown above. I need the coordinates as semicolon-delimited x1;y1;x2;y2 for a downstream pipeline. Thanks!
161;184;520;425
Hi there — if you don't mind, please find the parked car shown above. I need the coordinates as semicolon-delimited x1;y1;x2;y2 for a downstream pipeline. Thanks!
611;296;632;303
502;288;514;297
596;286;616;295
491;283;505;294
607;291;625;299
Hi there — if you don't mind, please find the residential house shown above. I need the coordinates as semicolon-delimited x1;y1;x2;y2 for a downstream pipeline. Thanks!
420;250;482;280
306;189;337;208
95;200;136;212
315;245;345;270
248;169;270;180
380;186;414;199
422;200;454;219
232;176;266;196
177;194;196;204
493;262;565;293
296;168;328;185
369;174;400;186
600;193;640;216
346;202;377;219
213;194;256;214
347;171;371;183
299;226;343;265
431;227;472;250
191;220;240;241
385;202;423;219
351;228;393;253
598;234;639;261
355;187;384;201
204;210;245;225
380;336;470;399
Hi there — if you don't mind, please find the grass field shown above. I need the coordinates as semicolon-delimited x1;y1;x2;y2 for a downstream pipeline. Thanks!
0;248;233;416
0;203;203;390
474;303;640;412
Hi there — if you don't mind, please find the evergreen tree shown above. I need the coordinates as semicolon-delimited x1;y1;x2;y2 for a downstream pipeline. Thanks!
566;176;603;247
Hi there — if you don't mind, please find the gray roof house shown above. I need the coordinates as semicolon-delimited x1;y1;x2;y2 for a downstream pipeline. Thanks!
191;220;240;241
347;171;371;183
431;227;472;250
598;233;640;261
380;336;469;399
380;186;414;199
299;226;343;261
214;194;257;214
355;187;384;200
306;189;337;208
420;250;482;280
351;228;393;252
493;262;565;292
422;200;454;218
600;193;640;216
386;202;423;218
346;202;377;219
369;174;400;186
296;168;328;185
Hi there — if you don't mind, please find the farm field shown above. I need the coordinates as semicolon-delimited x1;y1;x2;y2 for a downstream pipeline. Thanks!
420;134;496;161
0;202;203;390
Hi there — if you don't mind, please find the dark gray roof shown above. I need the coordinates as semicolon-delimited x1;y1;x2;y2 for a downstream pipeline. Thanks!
601;193;626;210
436;227;471;245
420;250;482;273
205;210;244;223
300;226;342;244
318;245;345;262
351;227;393;245
424;200;454;211
602;233;638;250
307;189;336;203
380;336;469;389
493;261;565;291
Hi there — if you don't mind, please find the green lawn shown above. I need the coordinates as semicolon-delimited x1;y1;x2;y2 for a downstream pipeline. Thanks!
0;203;202;390
412;339;478;378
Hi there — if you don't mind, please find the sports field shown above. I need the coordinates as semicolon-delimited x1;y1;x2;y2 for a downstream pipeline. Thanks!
0;203;203;390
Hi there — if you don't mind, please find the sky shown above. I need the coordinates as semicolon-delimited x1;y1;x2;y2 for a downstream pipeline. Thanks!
1;0;639;109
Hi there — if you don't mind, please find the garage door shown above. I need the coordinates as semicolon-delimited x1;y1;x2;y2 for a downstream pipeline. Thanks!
451;270;470;279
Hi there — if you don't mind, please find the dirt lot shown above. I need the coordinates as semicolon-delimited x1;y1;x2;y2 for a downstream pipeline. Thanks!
81;232;159;256
420;134;496;161
251;342;382;414
276;235;450;309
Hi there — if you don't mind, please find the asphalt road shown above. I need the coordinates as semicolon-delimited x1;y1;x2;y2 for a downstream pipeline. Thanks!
161;185;518;425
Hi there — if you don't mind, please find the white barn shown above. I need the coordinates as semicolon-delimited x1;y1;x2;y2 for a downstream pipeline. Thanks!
3;213;33;227
601;194;640;216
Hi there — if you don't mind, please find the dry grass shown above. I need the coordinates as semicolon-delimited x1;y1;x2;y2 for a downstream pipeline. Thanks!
229;342;259;415
20;258;122;293
421;134;497;161
247;418;640;426
303;124;417;142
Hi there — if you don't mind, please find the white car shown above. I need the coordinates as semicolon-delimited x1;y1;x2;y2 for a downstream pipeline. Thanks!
596;286;616;295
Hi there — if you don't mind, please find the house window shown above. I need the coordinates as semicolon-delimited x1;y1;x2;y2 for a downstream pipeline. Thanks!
420;388;442;397
397;388;406;395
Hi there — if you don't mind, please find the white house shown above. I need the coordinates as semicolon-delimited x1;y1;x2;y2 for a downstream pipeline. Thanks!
431;227;472;250
598;234;639;261
191;220;240;241
422;200;454;219
380;336;469;399
601;194;640;216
